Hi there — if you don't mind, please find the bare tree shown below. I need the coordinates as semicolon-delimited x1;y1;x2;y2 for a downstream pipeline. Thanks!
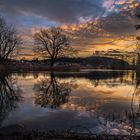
33;27;75;67
0;17;21;64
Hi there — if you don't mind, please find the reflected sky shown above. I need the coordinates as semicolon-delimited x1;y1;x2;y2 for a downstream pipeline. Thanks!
1;70;140;135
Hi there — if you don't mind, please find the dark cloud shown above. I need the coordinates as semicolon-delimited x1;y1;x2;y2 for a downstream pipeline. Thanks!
99;12;139;35
0;0;104;24
64;6;140;51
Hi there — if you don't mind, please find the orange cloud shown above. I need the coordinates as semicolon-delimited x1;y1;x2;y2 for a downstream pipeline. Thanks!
115;0;126;5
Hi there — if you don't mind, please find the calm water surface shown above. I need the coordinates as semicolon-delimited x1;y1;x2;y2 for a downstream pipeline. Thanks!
0;70;140;135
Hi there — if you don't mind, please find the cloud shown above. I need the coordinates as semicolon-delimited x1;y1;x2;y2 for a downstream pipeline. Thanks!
115;0;126;5
0;0;139;58
60;3;139;53
99;13;138;35
0;0;104;25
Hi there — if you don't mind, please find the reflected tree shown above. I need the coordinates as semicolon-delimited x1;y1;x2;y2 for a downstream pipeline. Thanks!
34;72;73;108
0;74;21;126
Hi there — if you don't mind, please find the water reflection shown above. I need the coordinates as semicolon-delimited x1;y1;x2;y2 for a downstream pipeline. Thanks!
1;70;140;135
34;72;73;108
125;70;140;134
55;70;135;87
12;70;135;87
0;74;21;127
95;70;140;135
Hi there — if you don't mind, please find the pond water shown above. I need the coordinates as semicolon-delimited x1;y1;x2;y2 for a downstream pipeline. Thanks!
0;70;140;135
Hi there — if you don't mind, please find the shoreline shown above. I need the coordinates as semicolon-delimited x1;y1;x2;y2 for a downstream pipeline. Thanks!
0;130;139;140
0;64;135;73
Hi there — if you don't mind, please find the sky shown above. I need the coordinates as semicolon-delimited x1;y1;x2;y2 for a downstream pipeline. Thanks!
0;0;140;59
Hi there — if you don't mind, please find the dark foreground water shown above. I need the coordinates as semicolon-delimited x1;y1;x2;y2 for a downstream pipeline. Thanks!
0;70;140;135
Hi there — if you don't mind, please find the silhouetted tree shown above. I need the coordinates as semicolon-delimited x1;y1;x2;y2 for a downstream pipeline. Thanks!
34;72;72;108
33;27;75;67
0;17;21;64
135;14;140;92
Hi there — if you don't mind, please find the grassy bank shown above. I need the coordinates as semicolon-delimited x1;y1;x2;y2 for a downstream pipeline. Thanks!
0;64;80;72
0;125;139;140
0;131;139;140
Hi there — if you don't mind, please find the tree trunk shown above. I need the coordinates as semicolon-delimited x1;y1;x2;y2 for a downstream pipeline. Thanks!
136;54;140;87
50;71;55;80
0;58;4;64
50;61;54;68
50;58;56;68
136;54;140;71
